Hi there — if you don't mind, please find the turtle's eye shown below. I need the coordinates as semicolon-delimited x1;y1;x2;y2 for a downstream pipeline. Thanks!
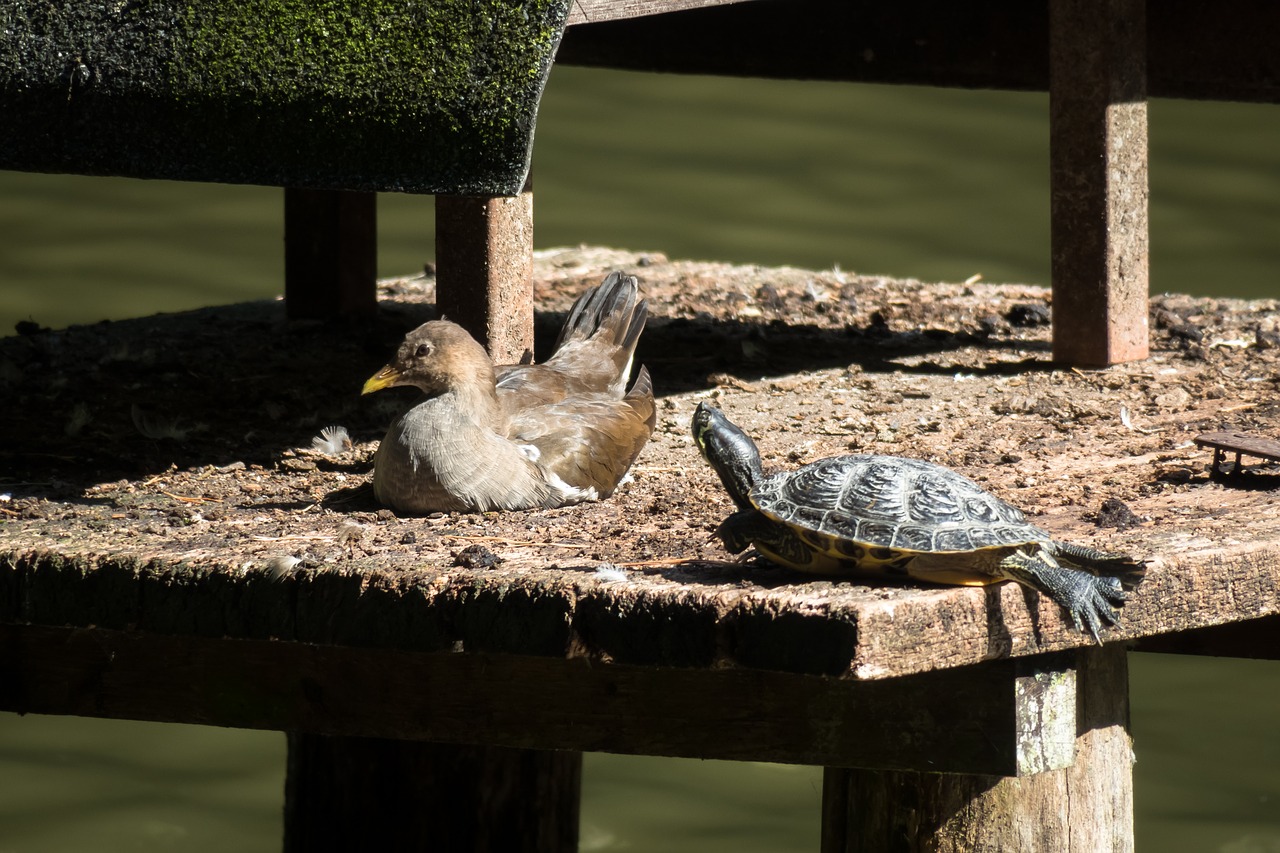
414;343;431;358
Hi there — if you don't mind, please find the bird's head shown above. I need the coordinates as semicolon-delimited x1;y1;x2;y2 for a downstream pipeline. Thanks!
362;321;493;397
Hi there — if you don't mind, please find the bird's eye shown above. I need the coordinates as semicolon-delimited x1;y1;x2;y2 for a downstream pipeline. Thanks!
414;344;431;358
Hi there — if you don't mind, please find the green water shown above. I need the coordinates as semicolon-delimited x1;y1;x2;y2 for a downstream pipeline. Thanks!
3;65;1280;849
4;66;1280;332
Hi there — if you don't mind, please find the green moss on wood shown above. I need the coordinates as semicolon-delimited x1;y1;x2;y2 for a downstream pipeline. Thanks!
0;0;570;193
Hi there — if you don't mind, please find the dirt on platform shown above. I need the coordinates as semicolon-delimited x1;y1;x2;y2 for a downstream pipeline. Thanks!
4;246;1280;584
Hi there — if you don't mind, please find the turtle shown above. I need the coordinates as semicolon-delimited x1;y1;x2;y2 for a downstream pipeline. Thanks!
691;402;1146;642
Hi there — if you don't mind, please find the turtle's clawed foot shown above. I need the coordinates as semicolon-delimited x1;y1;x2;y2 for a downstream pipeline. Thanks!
1065;575;1129;644
1001;551;1132;644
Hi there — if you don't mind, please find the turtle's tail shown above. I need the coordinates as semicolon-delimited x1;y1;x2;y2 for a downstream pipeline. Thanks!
1052;541;1147;589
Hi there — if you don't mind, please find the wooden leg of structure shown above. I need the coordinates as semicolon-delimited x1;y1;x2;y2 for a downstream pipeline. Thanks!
1049;0;1149;367
820;647;1133;852
434;178;535;365
283;189;378;319
284;734;581;853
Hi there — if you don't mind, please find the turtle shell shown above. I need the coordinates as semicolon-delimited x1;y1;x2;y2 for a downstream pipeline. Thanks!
750;454;1051;562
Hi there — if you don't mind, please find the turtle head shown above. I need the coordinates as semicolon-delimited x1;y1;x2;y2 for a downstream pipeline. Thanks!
692;402;764;510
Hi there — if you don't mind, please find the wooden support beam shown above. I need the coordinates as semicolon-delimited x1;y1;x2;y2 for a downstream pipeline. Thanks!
284;735;581;853
3;624;1077;777
821;646;1132;852
1048;0;1149;366
1133;615;1280;659
559;1;1280;105
435;178;535;364
283;188;377;319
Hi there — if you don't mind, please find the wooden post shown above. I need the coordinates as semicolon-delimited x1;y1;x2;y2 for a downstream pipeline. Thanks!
284;735;582;853
820;646;1133;852
434;177;535;365
1049;0;1149;366
283;189;378;319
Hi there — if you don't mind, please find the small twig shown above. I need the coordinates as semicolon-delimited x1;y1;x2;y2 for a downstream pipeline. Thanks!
442;534;587;550
614;557;690;568
161;490;223;504
251;534;335;543
614;557;743;569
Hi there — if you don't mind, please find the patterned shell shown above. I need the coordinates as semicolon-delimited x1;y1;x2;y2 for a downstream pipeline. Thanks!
752;455;1051;554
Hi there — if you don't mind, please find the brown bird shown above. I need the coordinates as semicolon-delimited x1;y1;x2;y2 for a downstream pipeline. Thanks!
362;272;656;514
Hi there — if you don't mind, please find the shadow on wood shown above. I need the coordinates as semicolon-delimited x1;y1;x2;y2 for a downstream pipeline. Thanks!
285;735;581;853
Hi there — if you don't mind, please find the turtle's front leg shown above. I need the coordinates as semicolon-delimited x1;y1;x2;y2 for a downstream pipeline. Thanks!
998;549;1128;643
715;510;760;554
717;511;824;572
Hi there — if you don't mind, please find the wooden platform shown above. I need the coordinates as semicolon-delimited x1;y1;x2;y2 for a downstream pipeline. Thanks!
4;254;1280;849
1195;430;1280;479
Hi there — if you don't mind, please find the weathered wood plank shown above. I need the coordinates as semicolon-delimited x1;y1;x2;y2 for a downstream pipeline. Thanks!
1194;431;1280;479
3;531;1278;682
821;646;1132;852
1193;432;1280;464
1;623;1078;776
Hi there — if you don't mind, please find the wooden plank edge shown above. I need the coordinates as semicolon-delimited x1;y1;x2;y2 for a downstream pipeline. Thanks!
4;544;1279;681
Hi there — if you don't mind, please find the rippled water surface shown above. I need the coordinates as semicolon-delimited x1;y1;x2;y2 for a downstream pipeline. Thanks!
3;64;1279;850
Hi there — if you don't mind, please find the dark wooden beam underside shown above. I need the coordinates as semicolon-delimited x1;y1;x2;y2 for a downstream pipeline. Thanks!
1132;614;1280;659
557;0;1280;105
2;623;1077;777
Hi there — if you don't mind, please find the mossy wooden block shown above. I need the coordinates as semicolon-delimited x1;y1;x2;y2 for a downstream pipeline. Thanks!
0;0;571;194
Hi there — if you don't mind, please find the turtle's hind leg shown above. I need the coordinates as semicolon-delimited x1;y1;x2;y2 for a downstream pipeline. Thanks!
998;549;1129;644
1052;541;1147;589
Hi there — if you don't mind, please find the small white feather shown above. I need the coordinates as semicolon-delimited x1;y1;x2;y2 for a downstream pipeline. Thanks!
594;565;629;583
312;425;353;455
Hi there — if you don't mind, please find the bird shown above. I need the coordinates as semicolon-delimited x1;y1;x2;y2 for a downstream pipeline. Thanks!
361;272;656;514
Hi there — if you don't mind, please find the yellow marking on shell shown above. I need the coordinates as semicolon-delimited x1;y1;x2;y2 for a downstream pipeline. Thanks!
765;529;1005;587
907;569;999;587
754;543;861;576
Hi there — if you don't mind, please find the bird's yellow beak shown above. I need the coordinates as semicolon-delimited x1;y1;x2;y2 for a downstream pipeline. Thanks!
362;365;402;395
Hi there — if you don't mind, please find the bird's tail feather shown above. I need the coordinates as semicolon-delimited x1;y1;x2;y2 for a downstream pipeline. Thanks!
549;272;648;388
